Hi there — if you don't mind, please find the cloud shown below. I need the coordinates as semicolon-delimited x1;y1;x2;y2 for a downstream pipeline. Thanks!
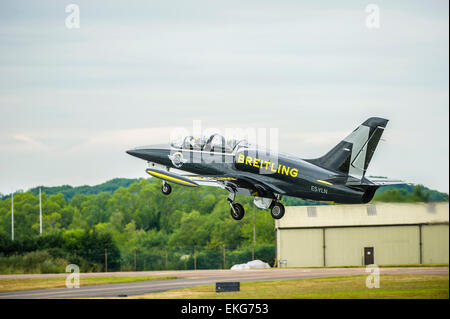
10;134;49;152
65;127;175;155
0;1;448;193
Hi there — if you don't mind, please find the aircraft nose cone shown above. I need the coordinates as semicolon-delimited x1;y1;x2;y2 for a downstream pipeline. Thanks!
126;149;136;156
126;149;146;158
126;144;170;161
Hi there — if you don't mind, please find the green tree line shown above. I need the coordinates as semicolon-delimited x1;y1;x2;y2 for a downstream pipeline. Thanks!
0;178;447;273
0;179;277;273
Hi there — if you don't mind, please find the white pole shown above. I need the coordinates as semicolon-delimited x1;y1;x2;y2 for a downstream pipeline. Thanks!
252;204;256;260
11;192;14;241
39;187;42;235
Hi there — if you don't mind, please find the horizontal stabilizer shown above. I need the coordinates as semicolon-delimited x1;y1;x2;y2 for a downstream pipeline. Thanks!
366;177;408;186
346;176;408;186
146;168;199;187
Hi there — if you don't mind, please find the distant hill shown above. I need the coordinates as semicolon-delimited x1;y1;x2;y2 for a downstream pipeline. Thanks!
2;178;141;201
375;184;448;202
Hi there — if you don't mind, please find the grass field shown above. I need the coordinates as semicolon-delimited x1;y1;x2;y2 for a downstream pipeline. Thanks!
0;276;177;292
132;275;449;299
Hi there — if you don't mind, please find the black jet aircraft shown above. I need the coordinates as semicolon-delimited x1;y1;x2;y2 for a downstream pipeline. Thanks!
126;117;403;220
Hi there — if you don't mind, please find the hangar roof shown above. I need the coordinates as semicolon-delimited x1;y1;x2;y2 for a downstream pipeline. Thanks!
276;202;449;229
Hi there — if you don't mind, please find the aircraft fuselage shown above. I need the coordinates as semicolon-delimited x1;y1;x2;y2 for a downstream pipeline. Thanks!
126;144;377;204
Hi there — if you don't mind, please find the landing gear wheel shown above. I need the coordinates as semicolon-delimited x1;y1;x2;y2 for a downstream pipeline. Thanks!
270;202;285;219
230;203;245;220
161;182;172;195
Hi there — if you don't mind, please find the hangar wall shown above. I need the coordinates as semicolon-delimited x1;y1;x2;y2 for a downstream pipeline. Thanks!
324;226;420;266
276;203;449;267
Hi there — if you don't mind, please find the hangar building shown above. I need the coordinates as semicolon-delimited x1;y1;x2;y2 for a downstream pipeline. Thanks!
275;202;449;267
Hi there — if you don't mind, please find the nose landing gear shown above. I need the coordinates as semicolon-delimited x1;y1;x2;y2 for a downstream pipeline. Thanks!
161;181;172;195
230;203;245;220
227;192;245;220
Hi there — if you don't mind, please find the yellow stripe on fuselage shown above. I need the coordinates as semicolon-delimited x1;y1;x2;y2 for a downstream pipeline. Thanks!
146;170;197;187
317;179;333;186
194;176;237;181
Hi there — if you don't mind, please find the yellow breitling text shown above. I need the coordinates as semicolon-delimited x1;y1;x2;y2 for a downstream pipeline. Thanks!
237;154;298;178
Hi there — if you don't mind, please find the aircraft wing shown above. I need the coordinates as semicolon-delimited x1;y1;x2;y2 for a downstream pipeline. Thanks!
182;173;284;198
184;175;235;188
145;169;279;198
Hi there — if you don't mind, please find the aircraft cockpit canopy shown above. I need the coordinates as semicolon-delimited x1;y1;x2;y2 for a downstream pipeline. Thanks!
171;134;247;153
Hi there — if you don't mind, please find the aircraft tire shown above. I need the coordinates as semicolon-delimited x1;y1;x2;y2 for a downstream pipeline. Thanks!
270;202;285;219
230;203;245;220
161;183;172;195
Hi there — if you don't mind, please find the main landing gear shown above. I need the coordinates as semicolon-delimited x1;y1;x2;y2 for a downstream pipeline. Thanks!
228;193;285;221
270;201;285;219
269;194;285;219
160;182;285;220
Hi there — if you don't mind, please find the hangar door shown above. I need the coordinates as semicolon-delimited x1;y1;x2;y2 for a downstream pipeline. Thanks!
364;247;374;265
278;229;324;267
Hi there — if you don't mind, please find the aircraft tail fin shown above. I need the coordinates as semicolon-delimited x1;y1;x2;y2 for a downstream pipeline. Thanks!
307;117;389;180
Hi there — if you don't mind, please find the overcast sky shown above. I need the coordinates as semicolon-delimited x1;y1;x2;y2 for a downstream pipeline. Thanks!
0;0;448;194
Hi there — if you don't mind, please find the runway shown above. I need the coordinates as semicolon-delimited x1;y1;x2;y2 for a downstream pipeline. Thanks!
0;267;447;299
